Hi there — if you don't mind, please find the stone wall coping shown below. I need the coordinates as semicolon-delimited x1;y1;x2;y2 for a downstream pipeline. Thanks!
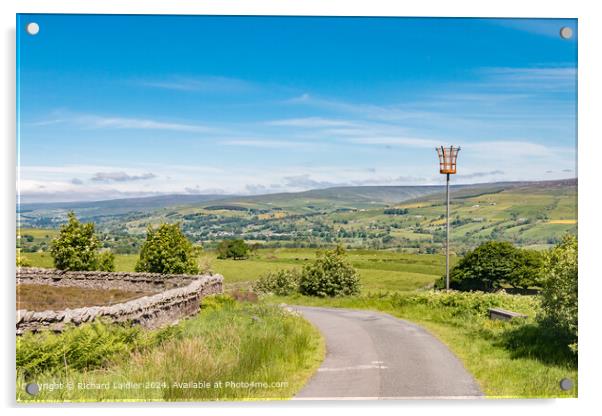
16;267;209;283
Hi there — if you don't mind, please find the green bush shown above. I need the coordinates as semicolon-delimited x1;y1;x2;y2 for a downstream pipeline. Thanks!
50;212;115;271
135;223;199;275
436;241;544;291
299;246;360;297
254;269;301;296
16;254;31;267
97;250;116;272
539;234;578;352
217;239;250;260
391;289;538;318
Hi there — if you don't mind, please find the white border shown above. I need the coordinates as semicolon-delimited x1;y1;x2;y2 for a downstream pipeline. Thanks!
2;1;601;415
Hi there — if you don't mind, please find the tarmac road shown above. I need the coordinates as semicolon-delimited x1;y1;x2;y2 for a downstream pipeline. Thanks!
293;306;483;400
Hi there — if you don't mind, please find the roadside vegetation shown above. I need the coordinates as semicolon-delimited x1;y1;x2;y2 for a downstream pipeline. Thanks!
269;289;577;398
17;295;324;402
257;237;578;398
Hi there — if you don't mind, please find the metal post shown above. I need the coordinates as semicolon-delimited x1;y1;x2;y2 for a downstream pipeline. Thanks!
446;172;450;291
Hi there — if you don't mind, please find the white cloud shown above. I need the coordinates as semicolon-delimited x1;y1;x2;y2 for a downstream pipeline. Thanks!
30;112;215;133
348;136;441;148
220;139;314;149
134;75;258;93
90;172;157;183
265;117;354;128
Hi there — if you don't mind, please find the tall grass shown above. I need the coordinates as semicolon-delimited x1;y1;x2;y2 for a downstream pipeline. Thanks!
16;296;324;402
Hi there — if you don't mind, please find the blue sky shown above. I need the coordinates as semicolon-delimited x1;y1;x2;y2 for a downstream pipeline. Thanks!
17;15;577;202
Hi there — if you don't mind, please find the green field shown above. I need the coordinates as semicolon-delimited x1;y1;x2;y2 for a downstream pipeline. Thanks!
20;248;448;293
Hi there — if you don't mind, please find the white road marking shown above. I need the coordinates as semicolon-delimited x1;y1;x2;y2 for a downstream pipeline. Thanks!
317;364;388;372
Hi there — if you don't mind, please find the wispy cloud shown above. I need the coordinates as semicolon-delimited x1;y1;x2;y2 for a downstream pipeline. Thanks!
91;172;157;183
265;117;354;128
77;114;215;132
219;139;313;149
478;66;577;90
134;75;258;93
30;112;215;133
348;136;440;148
459;170;505;179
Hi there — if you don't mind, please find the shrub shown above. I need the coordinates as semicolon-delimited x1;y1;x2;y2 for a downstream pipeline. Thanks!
16;254;31;267
97;250;115;272
16;320;173;378
299;246;360;297
254;269;301;296
392;289;538;318
539;234;578;352
50;212;114;271
135;223;199;275
436;241;544;291
217;239;249;260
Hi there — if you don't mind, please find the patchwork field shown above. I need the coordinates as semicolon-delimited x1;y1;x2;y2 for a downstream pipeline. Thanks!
18;180;577;254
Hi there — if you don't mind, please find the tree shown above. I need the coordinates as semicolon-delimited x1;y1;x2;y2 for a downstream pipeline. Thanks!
216;239;250;260
299;245;360;297
436;241;544;291
50;212;108;271
135;223;199;274
508;248;544;289
97;250;116;272
539;235;578;352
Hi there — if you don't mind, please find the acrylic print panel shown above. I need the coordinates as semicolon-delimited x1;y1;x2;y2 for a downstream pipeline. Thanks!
16;14;578;402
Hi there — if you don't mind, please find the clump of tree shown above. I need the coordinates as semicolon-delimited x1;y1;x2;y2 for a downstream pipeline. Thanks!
135;223;199;275
299;246;361;297
50;212;115;271
436;241;544;291
539;235;578;353
217;239;250;260
254;269;301;296
384;208;409;215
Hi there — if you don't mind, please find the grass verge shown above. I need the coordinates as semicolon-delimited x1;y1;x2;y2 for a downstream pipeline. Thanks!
17;295;324;402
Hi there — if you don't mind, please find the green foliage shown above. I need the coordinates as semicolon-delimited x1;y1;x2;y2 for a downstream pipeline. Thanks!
50;212;115;271
436;241;544;291
17;297;324;401
16;254;31;267
216;239;250;260
135;223;199;275
16;320;171;378
393;289;538;317
299;246;361;297
254;269;301;296
508;249;544;289
97;250;116;272
539;234;578;352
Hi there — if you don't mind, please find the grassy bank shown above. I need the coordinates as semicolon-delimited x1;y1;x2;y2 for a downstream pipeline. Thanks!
17;296;324;402
270;291;577;398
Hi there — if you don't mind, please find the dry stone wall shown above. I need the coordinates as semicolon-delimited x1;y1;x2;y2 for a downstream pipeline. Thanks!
16;267;223;334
